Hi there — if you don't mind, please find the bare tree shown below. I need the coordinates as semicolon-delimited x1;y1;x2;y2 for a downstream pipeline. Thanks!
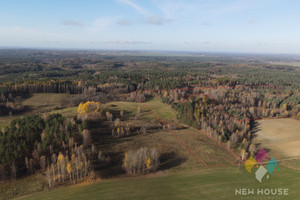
120;110;124;119
40;156;46;172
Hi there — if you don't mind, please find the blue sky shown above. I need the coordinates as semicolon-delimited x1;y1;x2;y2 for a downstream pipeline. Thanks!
0;0;300;53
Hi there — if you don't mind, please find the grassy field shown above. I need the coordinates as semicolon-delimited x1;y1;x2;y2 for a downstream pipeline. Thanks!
253;118;300;169
16;166;300;200
95;98;238;177
0;93;76;128
0;173;47;200
50;107;77;118
22;93;75;112
271;61;300;67
102;98;177;121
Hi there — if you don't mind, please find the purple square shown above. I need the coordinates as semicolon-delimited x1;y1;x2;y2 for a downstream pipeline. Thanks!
256;148;268;164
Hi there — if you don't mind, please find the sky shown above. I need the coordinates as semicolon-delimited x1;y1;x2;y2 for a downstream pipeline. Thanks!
0;0;300;54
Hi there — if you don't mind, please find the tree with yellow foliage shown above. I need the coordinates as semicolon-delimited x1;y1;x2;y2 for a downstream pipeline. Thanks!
77;101;102;120
135;106;141;119
57;152;66;183
282;103;288;111
163;91;168;98
106;111;110;121
77;103;84;114
67;161;72;182
218;135;222;143
145;157;151;169
77;101;101;115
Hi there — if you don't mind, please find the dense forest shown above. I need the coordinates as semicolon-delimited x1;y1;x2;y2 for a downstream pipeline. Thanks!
1;50;300;95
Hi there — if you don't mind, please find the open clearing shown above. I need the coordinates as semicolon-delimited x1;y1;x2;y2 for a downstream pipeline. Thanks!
271;61;300;67
99;98;238;172
22;93;75;112
102;98;177;121
253;118;300;169
0;93;76;128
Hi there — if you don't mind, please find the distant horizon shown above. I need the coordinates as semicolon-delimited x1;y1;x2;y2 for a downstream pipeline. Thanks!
1;46;300;57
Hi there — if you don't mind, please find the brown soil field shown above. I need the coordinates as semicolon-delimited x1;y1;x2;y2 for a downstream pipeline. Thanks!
253;118;300;169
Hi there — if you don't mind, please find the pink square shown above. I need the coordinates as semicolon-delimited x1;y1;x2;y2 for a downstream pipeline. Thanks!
256;148;268;164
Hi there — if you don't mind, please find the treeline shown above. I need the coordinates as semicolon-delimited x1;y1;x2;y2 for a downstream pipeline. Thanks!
0;81;134;99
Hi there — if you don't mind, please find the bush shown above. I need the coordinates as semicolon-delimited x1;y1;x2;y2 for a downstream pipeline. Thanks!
123;147;159;175
161;97;169;103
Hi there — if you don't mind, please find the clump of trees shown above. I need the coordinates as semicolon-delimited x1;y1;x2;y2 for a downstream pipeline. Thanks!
111;120;134;137
0;93;25;116
129;92;145;102
0;113;87;181
105;109;135;137
0;115;45;179
105;111;113;121
46;148;92;188
123;147;159;174
77;101;102;121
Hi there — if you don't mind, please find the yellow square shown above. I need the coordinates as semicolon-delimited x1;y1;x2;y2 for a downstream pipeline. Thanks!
245;156;257;173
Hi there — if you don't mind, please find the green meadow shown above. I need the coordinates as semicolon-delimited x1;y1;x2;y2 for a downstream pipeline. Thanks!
16;166;300;200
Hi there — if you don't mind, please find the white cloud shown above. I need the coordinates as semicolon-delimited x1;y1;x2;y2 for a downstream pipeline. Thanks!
146;15;170;25
204;2;247;18
183;40;212;46
99;40;151;45
202;22;211;26
117;0;148;16
116;0;173;26
203;0;278;18
117;19;133;25
154;0;195;20
62;20;84;27
247;19;258;24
